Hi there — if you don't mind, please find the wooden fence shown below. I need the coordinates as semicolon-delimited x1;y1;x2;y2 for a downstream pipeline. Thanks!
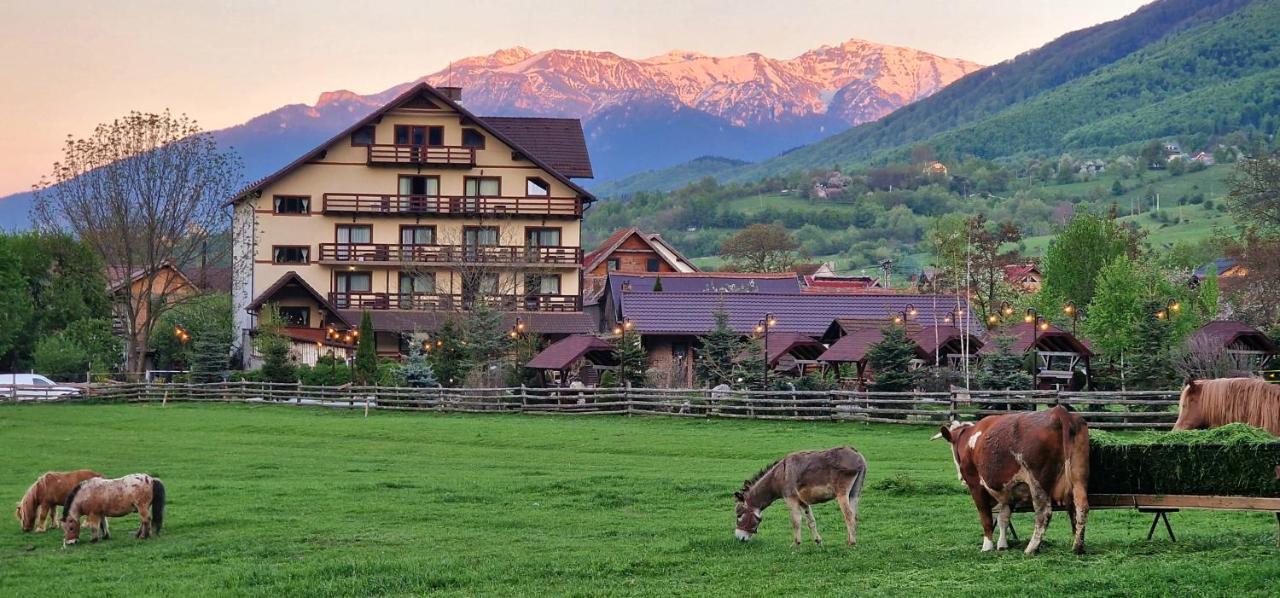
0;382;1184;429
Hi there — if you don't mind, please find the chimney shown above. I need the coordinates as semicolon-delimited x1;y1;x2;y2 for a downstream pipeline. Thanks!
622;281;632;292
438;86;463;103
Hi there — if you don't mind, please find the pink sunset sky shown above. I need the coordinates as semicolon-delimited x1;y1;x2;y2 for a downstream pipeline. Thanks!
0;0;1150;197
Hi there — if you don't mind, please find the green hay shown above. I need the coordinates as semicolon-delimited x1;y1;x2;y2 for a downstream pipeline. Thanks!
1089;424;1280;497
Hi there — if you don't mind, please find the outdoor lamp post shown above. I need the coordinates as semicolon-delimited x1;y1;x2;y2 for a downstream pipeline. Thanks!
1156;300;1181;320
509;317;525;372
613;317;634;384
1025;308;1044;389
1062;302;1081;335
755;313;776;389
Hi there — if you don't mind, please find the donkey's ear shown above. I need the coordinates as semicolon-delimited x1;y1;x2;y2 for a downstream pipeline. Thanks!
733;491;744;501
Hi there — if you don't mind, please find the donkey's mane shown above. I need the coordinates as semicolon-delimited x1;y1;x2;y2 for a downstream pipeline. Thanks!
1186;377;1280;434
741;459;782;492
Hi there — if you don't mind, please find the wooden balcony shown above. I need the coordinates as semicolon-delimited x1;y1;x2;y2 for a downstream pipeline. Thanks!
329;292;581;312
317;243;581;266
366;144;475;167
322;193;582;217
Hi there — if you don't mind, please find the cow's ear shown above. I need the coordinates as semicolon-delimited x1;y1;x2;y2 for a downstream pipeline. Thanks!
935;425;952;442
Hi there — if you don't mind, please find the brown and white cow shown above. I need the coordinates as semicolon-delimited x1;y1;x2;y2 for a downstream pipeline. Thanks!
934;406;1089;554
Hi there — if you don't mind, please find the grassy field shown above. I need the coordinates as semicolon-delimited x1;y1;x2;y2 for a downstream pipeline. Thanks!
4;404;1279;596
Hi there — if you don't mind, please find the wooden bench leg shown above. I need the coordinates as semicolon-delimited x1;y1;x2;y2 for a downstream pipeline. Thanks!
1144;510;1176;542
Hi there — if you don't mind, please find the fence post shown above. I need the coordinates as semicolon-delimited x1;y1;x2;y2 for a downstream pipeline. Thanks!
625;381;632;417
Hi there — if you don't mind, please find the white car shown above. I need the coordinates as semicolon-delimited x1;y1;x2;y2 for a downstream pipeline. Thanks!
0;374;84;400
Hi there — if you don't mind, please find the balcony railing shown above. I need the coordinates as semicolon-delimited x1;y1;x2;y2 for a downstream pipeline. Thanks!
322;193;582;217
366;144;476;167
329;292;581;312
317;243;580;266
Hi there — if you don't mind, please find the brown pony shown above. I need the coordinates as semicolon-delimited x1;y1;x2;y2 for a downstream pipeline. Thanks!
1176;377;1280;435
733;446;867;545
62;473;165;546
14;470;102;532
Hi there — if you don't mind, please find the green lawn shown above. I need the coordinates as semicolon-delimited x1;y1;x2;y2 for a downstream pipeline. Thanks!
4;404;1279;596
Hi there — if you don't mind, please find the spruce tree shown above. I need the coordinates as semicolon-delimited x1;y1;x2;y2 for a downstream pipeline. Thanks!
652;276;664;292
428;317;471;387
255;304;295;383
462;301;508;386
977;334;1033;390
736;335;767;390
865;326;919;391
615;329;649;387
695;306;742;386
353;310;377;385
401;333;438;388
1128;301;1178;391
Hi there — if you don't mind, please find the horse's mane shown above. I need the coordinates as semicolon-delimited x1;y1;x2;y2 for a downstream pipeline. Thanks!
1186;378;1280;434
15;474;44;529
61;479;88;522
740;459;782;493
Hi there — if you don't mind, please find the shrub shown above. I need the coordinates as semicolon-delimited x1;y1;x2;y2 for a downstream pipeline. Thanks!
33;334;88;379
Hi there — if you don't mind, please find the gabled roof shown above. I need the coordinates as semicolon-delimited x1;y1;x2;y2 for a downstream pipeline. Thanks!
106;261;197;295
818;328;927;363
979;323;1091;356
1002;263;1041;283
910;325;984;359
759;331;826;366
229;82;596;204
1187;320;1279;353
525;334;617;370
802;276;881;293
481;116;593;178
246;271;351;327
1193;258;1238;277
583;227;699;274
618;292;980;337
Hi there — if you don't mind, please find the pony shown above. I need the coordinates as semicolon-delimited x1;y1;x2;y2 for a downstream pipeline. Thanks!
1175;377;1280;435
62;473;165;546
14;469;102;533
733;446;867;545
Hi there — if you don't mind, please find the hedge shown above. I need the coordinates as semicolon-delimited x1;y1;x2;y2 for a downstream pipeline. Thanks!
1088;424;1280;497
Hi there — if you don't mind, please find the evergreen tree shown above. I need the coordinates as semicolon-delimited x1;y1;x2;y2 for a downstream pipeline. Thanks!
976;334;1034;390
1128;301;1179;391
353;310;377;385
402;333;438;388
188;324;230;383
428;317;471;387
736;335;766;390
615;329;649;387
462;301;509;386
652;276;664;292
865;326;920;391
695;306;742;386
255;304;295;383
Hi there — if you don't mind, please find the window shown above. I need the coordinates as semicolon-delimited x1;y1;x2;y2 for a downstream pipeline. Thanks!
607;258;620;271
399;272;436;294
462;128;486;149
400;225;435;246
526;177;550;196
646;258;661;272
395;125;443;146
335;271;372;293
336;225;372;244
462;273;499;302
463;226;499;247
272;246;310;264
398;175;439;196
351;125;376;146
273;196;309;215
525;274;561;295
278;307;310;327
464;177;501;197
525;228;561;247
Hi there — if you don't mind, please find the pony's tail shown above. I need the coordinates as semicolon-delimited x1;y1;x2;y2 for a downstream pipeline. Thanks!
61;480;86;523
151;479;165;535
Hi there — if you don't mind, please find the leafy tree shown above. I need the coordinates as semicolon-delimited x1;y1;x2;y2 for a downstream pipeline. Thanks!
1168;156;1186;176
0;242;35;368
1039;212;1142;311
62;318;122;374
33;335;88;380
1083;255;1147;364
1;233;109;367
402;333;439;388
150;293;232;371
255;304;295;383
1111;179;1125;196
865;326;919;392
1226;152;1280;231
428;317;471;387
353;310;377;385
976;334;1033;391
298;354;351;386
695;307;742;386
718;223;803;272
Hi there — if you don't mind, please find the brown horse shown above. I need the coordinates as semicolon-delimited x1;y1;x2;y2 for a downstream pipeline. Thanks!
1176;377;1280;435
733;446;867;545
62;474;165;546
14;469;102;533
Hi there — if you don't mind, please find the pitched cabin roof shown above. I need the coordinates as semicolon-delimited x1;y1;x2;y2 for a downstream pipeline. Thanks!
228;82;596;204
617;292;979;337
1187;321;1279;353
106;261;197;295
818;328;927;363
481;117;593;178
343;309;596;335
910;325;984;358
247;271;352;327
1193;258;1239;277
525;334;617;370
979;323;1092;357
583;227;700;274
756;331;827;366
1002;263;1041;283
801;276;881;293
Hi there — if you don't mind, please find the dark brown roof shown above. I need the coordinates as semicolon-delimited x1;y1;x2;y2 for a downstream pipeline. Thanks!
229;82;596;204
818;328;926;363
979;323;1091;356
482;116;593;178
246;271;351;327
525;334;616;370
910;326;984;359
761;331;826;366
106;261;196;295
1188;320;1279;353
185;266;232;293
582;227;700;274
341;309;596;335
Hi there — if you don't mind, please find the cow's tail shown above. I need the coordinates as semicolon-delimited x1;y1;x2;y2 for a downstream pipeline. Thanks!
151;479;166;535
1054;406;1089;500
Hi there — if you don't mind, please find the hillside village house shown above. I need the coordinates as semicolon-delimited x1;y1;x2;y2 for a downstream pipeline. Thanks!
229;83;597;366
581;227;699;304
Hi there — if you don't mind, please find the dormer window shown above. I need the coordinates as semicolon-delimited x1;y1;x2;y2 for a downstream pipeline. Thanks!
351;125;376;146
462;128;486;149
526;177;550;196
